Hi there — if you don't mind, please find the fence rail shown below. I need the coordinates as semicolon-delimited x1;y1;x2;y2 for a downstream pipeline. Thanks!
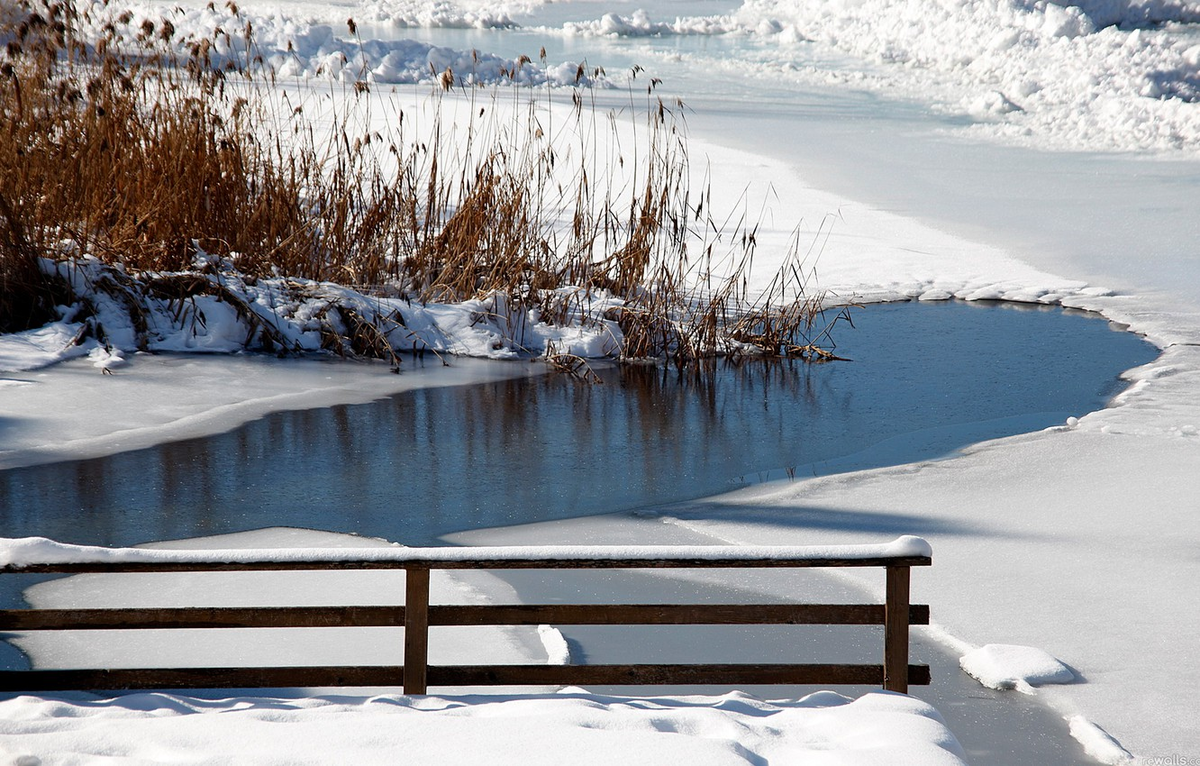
0;540;932;695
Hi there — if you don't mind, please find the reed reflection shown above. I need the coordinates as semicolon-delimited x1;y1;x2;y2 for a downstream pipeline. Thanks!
0;302;1157;549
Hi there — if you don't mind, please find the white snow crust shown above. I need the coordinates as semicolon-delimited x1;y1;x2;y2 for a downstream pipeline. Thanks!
0;535;933;568
538;0;1200;154
56;0;1200;155
1069;715;1137;765
0;258;626;375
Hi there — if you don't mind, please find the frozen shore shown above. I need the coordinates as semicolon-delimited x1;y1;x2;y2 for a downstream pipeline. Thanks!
0;355;539;471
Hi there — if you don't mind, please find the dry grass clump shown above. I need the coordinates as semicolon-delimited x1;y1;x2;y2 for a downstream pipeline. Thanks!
0;0;836;365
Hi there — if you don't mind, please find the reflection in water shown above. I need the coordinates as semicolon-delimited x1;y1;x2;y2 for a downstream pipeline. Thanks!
0;302;1157;548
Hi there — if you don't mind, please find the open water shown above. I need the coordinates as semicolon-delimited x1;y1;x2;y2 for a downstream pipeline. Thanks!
0;301;1157;550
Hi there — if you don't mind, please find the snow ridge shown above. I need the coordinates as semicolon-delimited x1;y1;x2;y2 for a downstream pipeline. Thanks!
730;0;1200;152
89;5;601;87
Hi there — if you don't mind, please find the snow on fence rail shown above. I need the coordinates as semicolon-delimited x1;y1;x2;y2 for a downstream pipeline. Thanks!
0;536;933;694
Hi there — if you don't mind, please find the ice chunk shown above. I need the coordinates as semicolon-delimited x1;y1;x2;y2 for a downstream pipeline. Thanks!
959;644;1075;692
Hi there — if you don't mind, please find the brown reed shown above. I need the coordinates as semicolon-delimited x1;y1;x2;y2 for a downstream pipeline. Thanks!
0;0;834;364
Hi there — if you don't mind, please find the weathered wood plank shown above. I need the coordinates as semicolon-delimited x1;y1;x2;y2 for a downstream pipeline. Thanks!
0;604;930;630
431;604;930;627
0;666;406;691
0;606;406;630
0;664;931;692
430;663;932;687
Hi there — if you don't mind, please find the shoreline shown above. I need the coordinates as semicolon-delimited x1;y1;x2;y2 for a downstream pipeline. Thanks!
0;354;541;472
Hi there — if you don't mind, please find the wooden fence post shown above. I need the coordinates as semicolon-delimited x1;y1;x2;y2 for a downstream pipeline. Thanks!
403;567;430;694
883;565;911;694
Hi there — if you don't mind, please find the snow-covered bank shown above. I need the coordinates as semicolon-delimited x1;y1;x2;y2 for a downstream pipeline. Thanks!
65;0;1200;157
0;354;537;471
0;255;627;373
66;3;599;87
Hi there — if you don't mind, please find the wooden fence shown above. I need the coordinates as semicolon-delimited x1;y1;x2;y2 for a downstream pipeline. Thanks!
0;544;931;694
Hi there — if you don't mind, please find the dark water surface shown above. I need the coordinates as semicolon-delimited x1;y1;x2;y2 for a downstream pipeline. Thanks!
0;301;1157;549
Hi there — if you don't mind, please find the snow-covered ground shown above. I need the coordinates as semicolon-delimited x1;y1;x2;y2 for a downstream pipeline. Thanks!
0;688;966;765
3;0;1200;762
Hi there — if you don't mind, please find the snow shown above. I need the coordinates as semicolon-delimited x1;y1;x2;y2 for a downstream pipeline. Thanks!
0;535;933;568
0;689;967;766
650;420;1200;759
959;644;1076;693
537;625;573;665
57;0;1200;156
0;322;90;373
1069;715;1136;765
67;5;600;87
550;0;1200;153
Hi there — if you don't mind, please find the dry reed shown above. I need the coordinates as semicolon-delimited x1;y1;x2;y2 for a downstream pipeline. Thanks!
0;0;837;365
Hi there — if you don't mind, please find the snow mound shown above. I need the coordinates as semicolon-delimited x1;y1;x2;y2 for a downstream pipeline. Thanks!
727;0;1200;152
360;0;546;28
0;321;90;372
959;643;1075;692
1067;0;1200;27
561;10;740;37
85;5;600;87
0;690;967;765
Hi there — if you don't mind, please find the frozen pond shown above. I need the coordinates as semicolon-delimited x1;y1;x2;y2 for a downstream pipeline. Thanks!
0;301;1157;764
0;301;1155;554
